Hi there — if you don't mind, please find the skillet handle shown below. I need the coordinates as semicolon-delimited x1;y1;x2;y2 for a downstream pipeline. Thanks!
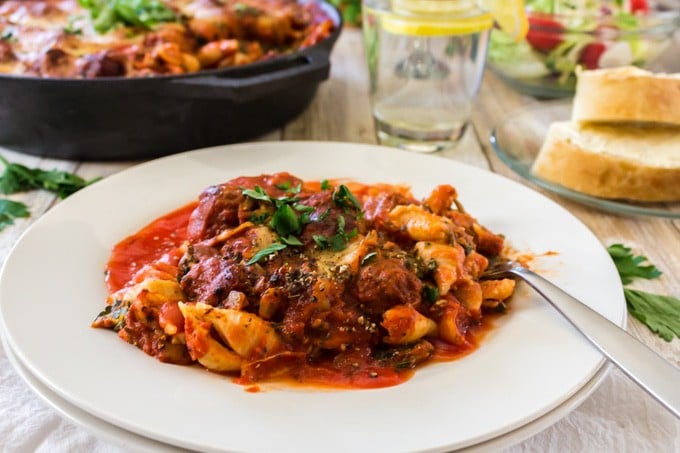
168;49;330;103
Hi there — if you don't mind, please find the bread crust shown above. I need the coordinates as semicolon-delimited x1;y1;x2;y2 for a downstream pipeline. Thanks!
532;124;680;202
572;67;680;127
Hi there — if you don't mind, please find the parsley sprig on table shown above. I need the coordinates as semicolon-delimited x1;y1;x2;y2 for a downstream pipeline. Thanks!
607;243;662;285
0;155;101;232
0;155;101;199
0;199;30;231
607;243;680;342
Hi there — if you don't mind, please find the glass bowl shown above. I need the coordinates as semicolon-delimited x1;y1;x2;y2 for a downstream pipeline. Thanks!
487;5;680;98
489;101;680;219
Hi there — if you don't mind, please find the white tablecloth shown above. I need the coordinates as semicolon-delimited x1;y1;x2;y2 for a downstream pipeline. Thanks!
2;340;679;452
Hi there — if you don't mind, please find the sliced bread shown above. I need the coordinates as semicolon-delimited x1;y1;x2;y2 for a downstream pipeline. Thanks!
531;121;680;202
572;66;680;127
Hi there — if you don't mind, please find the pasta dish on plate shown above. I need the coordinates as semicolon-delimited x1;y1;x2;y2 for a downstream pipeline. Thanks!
93;173;516;389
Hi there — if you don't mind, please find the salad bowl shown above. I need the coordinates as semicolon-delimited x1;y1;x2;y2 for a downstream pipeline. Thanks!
487;0;680;98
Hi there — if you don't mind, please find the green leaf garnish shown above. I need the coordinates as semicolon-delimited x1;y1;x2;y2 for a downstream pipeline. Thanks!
320;179;331;190
242;186;272;203
624;289;680;342
313;235;329;249
0;199;30;231
422;284;439;304
332;184;362;211
246;242;287;265
607;243;662;285
280;235;303;246
270;204;300;237
79;0;177;34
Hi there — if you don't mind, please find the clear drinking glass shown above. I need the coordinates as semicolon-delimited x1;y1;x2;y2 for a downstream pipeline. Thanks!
362;0;493;152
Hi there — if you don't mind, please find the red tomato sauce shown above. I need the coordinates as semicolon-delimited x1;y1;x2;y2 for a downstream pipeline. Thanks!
103;192;500;390
105;202;196;293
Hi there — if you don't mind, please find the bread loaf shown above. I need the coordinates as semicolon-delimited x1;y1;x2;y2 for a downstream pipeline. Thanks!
531;121;680;202
572;67;680;126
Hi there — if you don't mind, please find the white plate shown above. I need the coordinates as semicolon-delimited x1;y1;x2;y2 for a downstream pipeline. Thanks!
2;331;612;453
0;142;626;453
1;334;183;453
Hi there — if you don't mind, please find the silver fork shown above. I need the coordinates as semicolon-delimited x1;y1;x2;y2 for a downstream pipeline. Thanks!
484;260;680;419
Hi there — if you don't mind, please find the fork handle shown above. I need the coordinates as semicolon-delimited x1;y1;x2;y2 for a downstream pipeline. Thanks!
512;266;680;419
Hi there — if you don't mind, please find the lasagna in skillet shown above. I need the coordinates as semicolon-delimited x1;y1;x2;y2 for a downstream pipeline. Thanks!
0;0;334;77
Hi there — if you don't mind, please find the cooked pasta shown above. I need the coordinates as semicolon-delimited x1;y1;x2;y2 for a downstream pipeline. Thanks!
93;173;516;389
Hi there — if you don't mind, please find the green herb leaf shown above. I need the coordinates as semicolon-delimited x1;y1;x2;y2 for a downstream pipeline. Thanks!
242;186;272;203
422;284;439;304
317;208;331;222
0;199;30;231
270;204;300;237
280;235;303;246
293;203;315;213
607;243;662;285
332;184;362;211
313;234;329;249
79;0;177;34
0;156;100;199
249;212;269;224
320;179;331;190
624;288;680;342
246;242;287;265
330;234;347;251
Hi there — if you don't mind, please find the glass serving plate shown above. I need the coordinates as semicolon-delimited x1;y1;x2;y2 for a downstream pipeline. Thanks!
490;102;680;219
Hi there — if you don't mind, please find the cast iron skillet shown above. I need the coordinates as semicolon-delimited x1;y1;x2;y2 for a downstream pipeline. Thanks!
0;1;342;161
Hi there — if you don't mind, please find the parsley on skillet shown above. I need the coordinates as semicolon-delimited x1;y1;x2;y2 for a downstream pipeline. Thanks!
79;0;177;34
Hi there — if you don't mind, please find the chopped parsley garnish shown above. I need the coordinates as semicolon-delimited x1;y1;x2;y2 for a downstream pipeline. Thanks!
422;284;439;304
242;183;364;261
312;235;330;249
246;242;287;265
242;186;272;203
93;298;129;332
320;179;331;190
270;204;300;237
0;199;30;232
313;214;358;251
607;243;680;342
78;0;177;34
332;184;362;212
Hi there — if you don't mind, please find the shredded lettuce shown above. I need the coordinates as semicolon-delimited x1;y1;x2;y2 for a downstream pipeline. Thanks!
488;31;551;79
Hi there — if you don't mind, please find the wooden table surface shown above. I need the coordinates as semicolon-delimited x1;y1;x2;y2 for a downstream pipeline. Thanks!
1;27;679;452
